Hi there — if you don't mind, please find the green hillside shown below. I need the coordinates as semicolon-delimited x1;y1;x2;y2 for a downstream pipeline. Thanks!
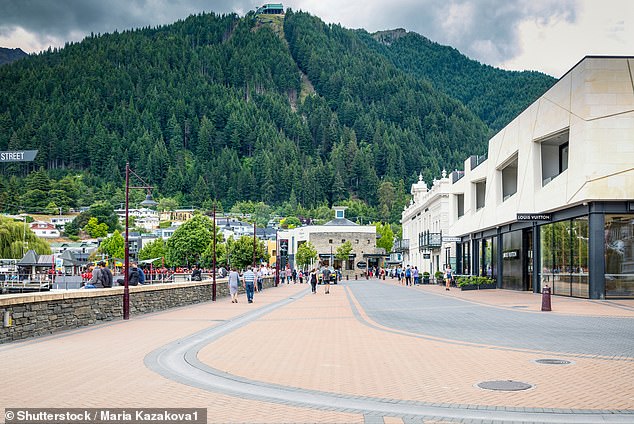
0;10;552;225
365;29;556;132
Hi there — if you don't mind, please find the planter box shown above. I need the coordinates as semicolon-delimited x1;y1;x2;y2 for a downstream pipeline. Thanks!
460;284;479;291
460;283;497;291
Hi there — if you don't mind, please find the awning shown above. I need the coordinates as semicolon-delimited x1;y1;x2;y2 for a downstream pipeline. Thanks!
139;257;163;264
318;253;356;259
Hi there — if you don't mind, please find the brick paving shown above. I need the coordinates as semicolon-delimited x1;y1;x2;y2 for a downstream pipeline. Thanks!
1;279;633;423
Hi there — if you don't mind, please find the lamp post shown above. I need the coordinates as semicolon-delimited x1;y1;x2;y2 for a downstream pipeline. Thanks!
212;202;216;301
124;162;157;320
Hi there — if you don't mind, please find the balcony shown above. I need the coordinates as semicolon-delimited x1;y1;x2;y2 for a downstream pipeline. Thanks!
419;231;442;249
393;239;409;252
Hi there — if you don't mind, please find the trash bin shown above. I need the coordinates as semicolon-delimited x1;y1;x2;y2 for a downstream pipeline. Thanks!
541;285;551;311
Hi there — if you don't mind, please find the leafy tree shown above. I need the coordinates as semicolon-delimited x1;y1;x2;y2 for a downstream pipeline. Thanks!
280;216;301;229
296;241;318;269
0;216;51;258
84;217;108;238
158;197;179;212
138;238;167;265
99;229;125;259
335;240;353;262
226;235;269;270
374;222;394;253
165;214;213;266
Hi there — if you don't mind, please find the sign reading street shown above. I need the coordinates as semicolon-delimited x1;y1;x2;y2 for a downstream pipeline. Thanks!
517;213;551;221
0;150;38;162
442;236;462;243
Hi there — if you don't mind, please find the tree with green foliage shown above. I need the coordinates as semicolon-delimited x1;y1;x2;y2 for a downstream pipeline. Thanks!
165;214;214;266
335;240;353;262
374;222;394;253
226;235;269;270
138;238;167;265
0;217;51;258
84;217;108;238
99;229;125;260
296;241;318;269
280;216;301;229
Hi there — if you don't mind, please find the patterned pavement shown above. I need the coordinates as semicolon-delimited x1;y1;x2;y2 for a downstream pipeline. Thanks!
1;278;633;424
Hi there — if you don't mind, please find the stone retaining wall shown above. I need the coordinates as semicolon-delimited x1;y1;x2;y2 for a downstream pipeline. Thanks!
0;277;276;343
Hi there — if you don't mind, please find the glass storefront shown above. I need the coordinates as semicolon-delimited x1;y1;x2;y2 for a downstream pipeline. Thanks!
478;237;495;278
605;215;634;298
540;217;589;298
502;230;523;290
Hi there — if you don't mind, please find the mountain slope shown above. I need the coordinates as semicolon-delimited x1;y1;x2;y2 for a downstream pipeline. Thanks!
0;47;27;66
0;10;550;223
364;29;556;132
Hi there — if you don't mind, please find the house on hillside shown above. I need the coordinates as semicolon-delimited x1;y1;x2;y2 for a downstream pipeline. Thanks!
30;221;60;239
256;3;284;15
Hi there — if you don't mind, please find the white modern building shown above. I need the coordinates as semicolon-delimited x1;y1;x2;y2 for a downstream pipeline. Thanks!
403;56;634;299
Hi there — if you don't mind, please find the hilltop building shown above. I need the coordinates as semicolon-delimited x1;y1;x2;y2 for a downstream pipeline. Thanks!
256;4;284;15
402;56;634;299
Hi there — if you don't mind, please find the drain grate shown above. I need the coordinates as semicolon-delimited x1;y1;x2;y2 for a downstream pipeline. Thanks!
477;380;533;391
534;358;572;365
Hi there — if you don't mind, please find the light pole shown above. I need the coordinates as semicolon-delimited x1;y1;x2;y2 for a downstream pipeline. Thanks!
212;202;216;301
124;162;157;320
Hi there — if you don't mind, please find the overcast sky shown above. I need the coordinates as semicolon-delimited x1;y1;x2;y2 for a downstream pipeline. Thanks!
1;0;632;77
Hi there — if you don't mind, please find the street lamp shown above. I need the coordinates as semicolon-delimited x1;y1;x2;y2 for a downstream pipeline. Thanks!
124;162;157;320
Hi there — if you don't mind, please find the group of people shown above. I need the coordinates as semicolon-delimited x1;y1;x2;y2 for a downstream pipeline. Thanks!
84;261;148;288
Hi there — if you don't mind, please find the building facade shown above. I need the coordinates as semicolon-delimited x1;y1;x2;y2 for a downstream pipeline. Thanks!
401;172;453;275
403;56;634;299
278;207;382;274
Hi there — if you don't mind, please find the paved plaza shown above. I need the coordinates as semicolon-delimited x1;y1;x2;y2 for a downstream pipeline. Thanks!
1;278;633;424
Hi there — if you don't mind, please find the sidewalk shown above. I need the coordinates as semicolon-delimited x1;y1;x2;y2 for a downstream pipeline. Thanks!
1;279;633;424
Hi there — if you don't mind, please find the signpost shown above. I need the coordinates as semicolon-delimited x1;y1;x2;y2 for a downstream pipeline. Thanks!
0;150;38;162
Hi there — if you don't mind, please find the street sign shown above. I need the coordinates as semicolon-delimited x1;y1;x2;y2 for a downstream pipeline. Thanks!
442;236;461;242
0;150;38;162
356;261;367;269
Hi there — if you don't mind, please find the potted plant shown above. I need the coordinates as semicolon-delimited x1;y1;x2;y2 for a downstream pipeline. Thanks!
434;271;444;284
422;271;430;284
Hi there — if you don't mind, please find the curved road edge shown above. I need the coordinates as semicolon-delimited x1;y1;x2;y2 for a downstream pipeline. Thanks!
144;284;634;424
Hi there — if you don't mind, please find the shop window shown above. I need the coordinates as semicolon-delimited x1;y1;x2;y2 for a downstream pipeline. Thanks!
605;215;634;298
538;129;569;186
475;180;486;210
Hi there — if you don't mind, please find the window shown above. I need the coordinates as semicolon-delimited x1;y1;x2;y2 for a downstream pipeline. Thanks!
341;239;346;243
538;129;569;186
355;239;359;244
329;239;333;244
456;194;465;218
336;209;344;219
475;180;486;210
500;154;518;201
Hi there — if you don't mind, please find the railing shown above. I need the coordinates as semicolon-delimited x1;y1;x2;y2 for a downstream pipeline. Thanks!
393;239;409;252
470;154;487;170
451;170;465;184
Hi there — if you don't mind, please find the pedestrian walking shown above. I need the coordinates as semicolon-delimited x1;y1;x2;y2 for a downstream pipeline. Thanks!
309;269;318;293
242;266;256;303
413;266;419;285
405;265;412;286
445;265;453;291
321;266;331;294
228;267;240;303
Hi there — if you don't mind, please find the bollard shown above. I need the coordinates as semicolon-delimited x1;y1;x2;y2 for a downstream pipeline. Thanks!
355;274;358;280
383;274;385;280
541;285;551;311
346;274;349;281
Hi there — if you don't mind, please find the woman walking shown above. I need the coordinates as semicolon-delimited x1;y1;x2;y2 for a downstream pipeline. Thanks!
444;265;452;291
228;267;240;303
309;269;318;294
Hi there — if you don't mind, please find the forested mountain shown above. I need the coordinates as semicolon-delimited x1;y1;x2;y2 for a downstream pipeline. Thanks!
0;10;554;225
0;47;27;66
366;29;556;132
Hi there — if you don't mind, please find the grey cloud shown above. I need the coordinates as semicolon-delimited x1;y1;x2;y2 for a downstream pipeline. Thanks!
0;0;258;47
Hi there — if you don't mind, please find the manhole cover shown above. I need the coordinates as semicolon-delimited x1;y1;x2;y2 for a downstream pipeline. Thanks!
511;305;528;308
534;358;572;365
477;380;533;391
